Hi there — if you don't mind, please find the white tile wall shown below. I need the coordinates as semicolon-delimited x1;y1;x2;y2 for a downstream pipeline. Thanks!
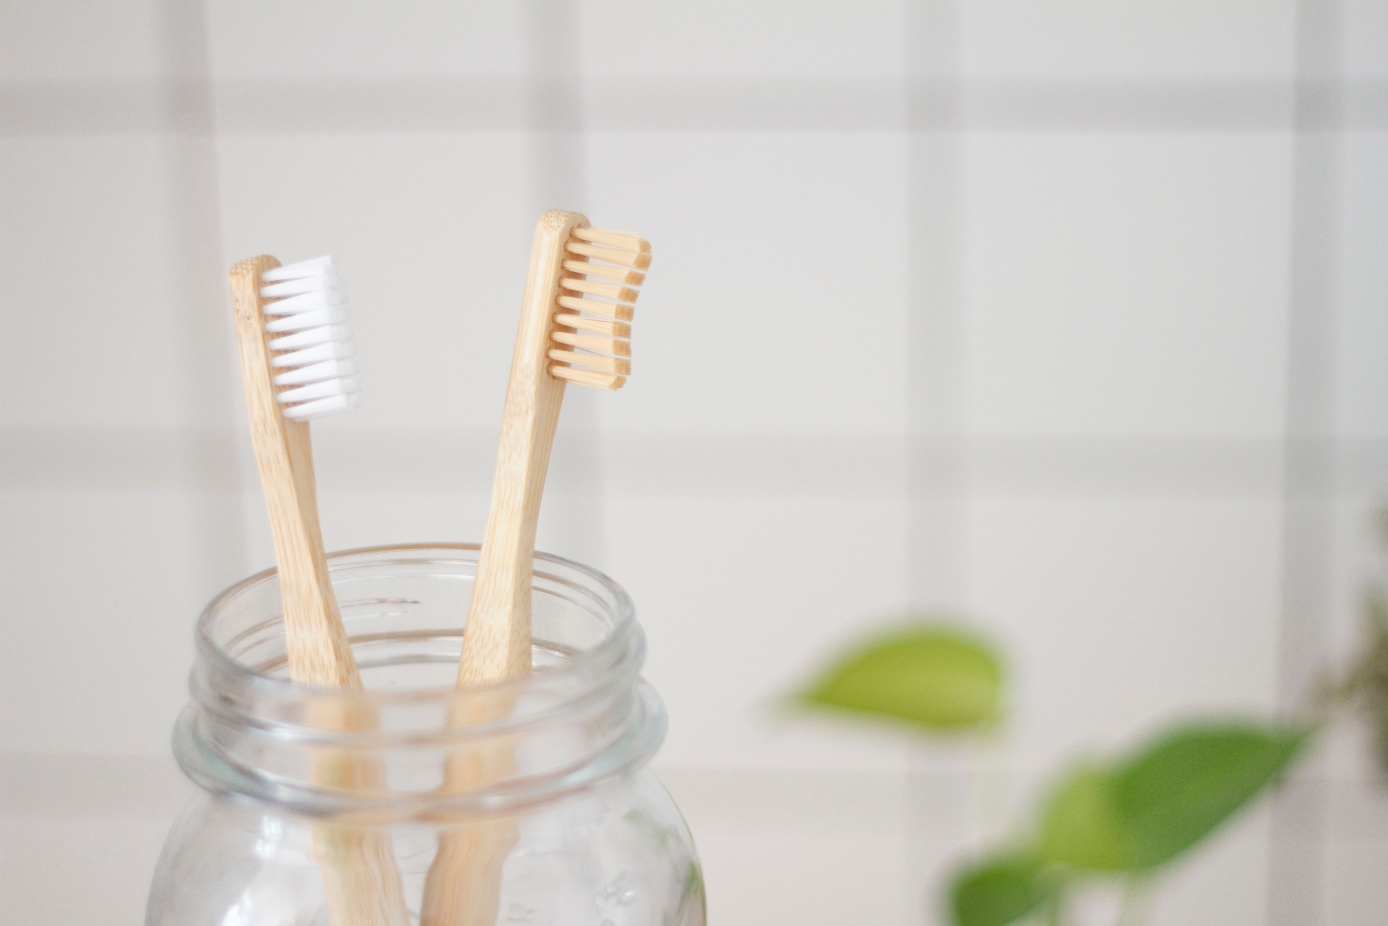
204;1;528;80
577;0;909;80
582;132;910;436
1343;0;1388;80
0;491;202;753
0;138;188;429
0;0;165;81
1335;133;1388;440
0;815;172;923
1320;777;1388;926
0;755;187;926
965;498;1284;774
2;2;1385;924
663;767;914;924
961;133;1293;439
696;825;911;925
958;1;1297;81
608;494;912;772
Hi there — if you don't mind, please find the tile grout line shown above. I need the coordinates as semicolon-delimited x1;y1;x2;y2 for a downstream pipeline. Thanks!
903;0;973;918
905;0;972;615
156;0;252;594
1268;2;1346;925
520;0;609;567
11;430;1387;499
4;77;1387;137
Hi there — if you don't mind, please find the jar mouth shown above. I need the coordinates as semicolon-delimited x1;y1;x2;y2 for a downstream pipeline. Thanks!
197;546;638;716
178;543;665;818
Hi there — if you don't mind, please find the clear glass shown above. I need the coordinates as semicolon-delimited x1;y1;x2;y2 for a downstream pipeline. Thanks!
146;544;705;926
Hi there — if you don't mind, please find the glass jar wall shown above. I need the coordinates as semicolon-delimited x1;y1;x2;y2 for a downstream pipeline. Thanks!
146;544;705;926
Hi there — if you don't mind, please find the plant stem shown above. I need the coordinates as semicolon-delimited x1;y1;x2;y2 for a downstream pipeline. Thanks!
1116;878;1151;926
970;730;1010;839
1044;893;1066;926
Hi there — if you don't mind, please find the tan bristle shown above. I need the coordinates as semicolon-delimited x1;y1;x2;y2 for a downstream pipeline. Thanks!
550;227;649;391
552;329;631;357
560;277;639;303
550;366;625;390
562;259;644;286
571;226;649;254
556;295;634;322
555;313;631;339
547;348;630;376
565;241;651;270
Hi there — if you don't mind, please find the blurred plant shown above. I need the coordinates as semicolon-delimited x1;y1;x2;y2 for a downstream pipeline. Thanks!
947;721;1307;926
793;625;1005;732
1315;507;1388;783
792;623;1309;925
793;510;1388;923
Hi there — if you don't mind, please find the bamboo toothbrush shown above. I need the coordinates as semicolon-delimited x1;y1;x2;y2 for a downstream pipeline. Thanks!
228;255;410;926
459;210;648;686
420;210;650;926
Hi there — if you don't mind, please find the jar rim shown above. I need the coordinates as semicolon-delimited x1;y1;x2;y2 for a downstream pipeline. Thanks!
196;542;638;709
180;543;664;817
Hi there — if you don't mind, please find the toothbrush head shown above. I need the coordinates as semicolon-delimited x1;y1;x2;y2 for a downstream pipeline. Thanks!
548;225;650;391
259;256;360;421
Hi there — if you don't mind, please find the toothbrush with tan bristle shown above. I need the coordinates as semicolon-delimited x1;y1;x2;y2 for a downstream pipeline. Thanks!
420;211;650;926
458;210;647;686
228;255;410;926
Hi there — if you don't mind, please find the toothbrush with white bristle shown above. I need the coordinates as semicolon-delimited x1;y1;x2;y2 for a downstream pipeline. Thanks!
228;254;409;926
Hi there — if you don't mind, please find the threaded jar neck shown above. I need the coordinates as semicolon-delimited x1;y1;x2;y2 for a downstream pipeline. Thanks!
174;544;666;821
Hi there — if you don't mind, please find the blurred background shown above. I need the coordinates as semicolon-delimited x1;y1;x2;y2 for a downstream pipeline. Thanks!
2;1;1386;923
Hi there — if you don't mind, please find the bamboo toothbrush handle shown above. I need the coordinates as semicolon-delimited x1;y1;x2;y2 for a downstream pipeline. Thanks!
230;257;411;926
230;256;359;687
425;214;650;926
456;209;589;687
420;212;588;926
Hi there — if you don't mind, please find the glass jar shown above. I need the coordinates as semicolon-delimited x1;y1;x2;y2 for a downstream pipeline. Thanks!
146;543;705;926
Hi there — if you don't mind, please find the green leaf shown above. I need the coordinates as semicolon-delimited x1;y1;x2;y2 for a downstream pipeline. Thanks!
1035;764;1130;871
950;854;1062;926
795;624;1003;731
1112;722;1310;868
1035;723;1310;873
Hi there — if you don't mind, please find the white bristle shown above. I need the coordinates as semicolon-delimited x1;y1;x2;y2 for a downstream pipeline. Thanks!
265;306;348;333
273;357;358;387
261;256;359;422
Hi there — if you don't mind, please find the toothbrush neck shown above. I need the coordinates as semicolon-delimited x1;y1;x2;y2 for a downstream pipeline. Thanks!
459;369;567;684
